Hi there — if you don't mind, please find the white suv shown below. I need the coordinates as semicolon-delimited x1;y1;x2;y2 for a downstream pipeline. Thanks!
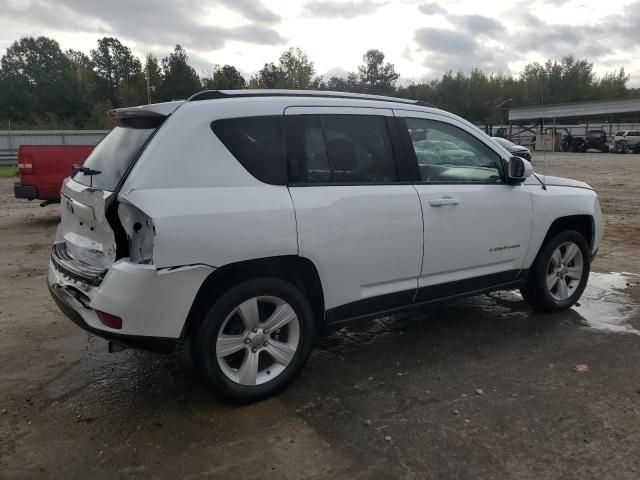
48;90;603;401
613;130;640;153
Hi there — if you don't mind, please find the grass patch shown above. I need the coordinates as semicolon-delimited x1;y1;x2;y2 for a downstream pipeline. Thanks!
0;166;18;177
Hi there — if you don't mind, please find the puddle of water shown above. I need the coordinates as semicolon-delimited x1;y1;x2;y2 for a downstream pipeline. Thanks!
573;272;640;335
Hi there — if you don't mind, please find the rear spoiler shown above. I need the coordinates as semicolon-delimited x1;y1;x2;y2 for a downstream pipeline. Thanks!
108;101;185;120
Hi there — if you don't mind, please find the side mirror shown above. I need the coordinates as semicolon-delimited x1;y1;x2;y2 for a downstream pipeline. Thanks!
506;156;533;183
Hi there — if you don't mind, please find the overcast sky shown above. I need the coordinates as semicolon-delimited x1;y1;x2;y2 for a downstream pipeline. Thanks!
1;0;638;86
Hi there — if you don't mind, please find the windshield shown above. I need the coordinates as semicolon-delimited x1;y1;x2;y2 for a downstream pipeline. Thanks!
73;117;163;191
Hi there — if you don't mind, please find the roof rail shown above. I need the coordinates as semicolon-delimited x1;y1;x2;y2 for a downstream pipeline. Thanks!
188;89;435;108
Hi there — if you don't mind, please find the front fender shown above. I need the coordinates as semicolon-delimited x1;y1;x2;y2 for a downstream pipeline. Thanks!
524;184;602;268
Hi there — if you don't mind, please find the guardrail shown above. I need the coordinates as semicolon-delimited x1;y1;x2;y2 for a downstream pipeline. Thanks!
0;154;17;166
0;130;109;164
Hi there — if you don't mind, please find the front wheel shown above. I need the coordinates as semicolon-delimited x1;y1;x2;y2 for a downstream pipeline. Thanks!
521;230;590;312
620;141;630;154
193;278;316;402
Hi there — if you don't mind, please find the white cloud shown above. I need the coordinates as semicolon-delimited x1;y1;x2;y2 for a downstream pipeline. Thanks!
0;0;637;85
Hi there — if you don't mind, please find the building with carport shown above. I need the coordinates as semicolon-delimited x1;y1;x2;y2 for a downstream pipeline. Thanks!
506;97;640;150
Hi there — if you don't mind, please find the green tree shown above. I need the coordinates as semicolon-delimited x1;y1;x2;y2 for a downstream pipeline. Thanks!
144;54;162;103
322;73;360;92
251;62;284;88
356;49;399;95
117;71;147;107
66;49;100;124
85;100;115;129
277;48;316;89
0;36;83;123
250;47;318;89
91;37;142;107
596;68;629;99
158;45;201;101
203;65;246;90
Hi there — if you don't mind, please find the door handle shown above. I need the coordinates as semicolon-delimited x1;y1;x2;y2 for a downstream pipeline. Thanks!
429;196;460;207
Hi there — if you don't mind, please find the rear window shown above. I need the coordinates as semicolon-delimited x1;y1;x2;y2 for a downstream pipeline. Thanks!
73;117;162;191
211;116;285;185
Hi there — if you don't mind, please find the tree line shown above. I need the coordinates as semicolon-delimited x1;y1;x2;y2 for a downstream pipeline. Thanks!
0;35;636;130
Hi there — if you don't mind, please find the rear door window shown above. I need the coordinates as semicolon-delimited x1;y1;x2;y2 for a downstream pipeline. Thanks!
286;114;398;184
286;115;331;183
73;117;163;191
211;116;285;185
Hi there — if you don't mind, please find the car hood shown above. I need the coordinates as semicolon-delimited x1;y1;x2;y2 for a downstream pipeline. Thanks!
525;174;592;190
509;145;530;152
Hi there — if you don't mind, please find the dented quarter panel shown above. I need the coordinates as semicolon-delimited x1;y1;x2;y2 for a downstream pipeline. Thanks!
119;186;298;269
118;201;155;264
118;99;299;269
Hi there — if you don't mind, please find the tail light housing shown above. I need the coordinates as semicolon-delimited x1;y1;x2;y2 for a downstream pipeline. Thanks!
118;201;155;264
18;154;34;175
96;310;123;330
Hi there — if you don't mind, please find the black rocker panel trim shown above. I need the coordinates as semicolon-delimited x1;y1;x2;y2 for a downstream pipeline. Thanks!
325;269;527;326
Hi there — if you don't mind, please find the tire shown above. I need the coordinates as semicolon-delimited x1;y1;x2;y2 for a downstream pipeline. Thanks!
620;141;629;154
521;230;590;312
601;144;609;153
192;277;316;403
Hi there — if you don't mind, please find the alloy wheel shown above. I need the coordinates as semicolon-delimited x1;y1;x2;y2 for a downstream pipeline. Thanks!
215;296;300;386
546;241;584;301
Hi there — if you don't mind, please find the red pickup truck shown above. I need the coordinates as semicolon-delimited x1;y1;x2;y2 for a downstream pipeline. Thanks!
14;145;94;204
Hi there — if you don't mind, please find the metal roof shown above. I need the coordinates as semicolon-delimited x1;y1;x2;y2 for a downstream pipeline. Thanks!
508;97;640;121
188;89;435;108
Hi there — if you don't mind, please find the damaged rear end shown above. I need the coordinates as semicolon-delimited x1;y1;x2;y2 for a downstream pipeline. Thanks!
48;101;213;351
52;110;166;281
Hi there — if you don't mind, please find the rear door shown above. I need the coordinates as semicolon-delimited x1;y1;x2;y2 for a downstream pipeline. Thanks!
395;110;533;297
285;107;423;319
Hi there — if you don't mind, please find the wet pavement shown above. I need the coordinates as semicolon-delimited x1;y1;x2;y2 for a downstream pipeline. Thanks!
1;153;640;480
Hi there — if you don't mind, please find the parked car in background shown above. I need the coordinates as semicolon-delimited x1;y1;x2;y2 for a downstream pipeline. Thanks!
580;130;609;153
413;139;476;165
613;130;640;153
14;145;94;204
48;90;602;402
492;137;532;161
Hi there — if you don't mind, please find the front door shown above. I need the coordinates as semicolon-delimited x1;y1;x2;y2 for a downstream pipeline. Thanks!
395;110;533;298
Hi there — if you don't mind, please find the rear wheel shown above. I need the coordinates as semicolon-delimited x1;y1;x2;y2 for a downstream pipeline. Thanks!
521;230;590;312
193;278;315;402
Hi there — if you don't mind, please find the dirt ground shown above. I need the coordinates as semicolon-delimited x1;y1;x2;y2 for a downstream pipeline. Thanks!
1;152;639;480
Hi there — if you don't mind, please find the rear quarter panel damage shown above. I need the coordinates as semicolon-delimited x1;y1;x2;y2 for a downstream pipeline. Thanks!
117;100;299;270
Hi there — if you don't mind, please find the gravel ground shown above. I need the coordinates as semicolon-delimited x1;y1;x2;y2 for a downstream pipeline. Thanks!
1;152;639;479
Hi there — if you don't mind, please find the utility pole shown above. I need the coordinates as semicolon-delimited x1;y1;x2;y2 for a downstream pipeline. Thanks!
145;64;156;104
